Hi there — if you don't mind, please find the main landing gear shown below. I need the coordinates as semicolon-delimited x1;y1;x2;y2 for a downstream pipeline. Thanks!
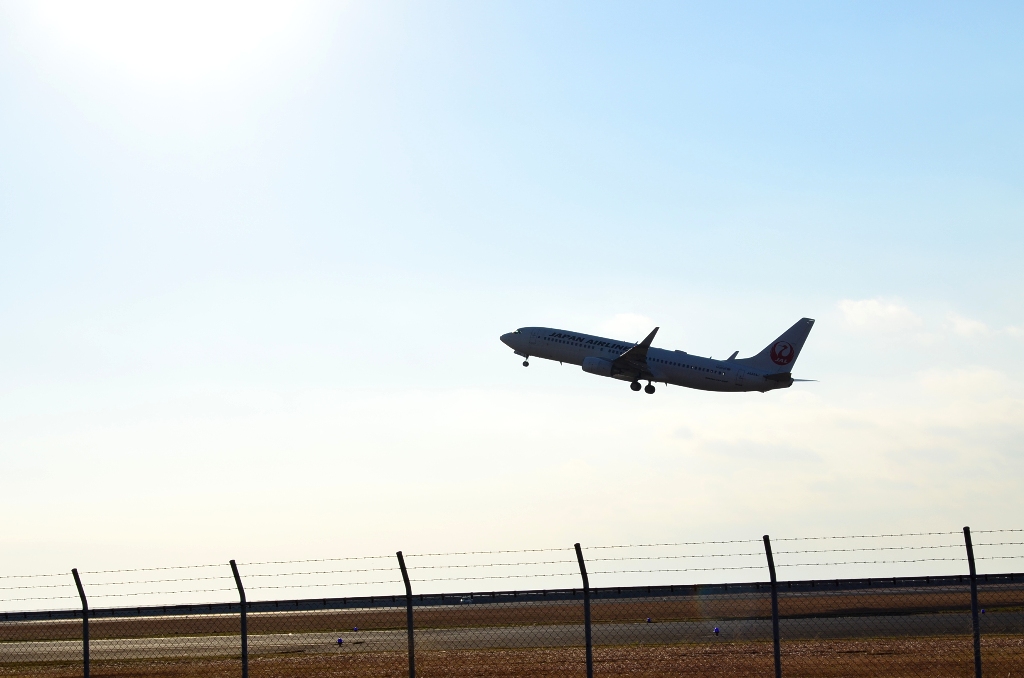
631;380;656;394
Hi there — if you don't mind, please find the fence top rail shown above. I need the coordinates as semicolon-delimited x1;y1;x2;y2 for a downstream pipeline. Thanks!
2;572;1019;623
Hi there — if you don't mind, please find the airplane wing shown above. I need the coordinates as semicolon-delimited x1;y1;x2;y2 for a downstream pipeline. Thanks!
612;327;659;378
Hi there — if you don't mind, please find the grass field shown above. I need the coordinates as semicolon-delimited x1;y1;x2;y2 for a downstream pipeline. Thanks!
1;637;1022;677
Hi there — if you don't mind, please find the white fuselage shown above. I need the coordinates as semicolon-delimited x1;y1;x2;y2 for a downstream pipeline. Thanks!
501;327;787;393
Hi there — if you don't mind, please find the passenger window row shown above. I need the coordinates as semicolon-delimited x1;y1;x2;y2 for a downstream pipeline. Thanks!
544;337;727;376
650;357;727;376
540;337;733;378
545;337;621;352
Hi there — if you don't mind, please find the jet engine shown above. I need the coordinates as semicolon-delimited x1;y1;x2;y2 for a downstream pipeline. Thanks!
581;357;614;377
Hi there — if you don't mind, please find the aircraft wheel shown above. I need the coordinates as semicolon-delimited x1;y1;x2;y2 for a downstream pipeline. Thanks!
645;383;656;394
523;360;529;367
630;381;641;392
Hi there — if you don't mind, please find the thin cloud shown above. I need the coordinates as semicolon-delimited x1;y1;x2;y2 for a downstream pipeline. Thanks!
946;313;990;338
601;313;657;340
918;366;1011;397
837;299;922;333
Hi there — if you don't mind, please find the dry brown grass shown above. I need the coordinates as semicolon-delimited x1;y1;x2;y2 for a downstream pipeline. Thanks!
2;637;1022;677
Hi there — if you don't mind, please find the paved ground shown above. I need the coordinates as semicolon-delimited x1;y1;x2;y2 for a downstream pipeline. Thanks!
2;613;1021;663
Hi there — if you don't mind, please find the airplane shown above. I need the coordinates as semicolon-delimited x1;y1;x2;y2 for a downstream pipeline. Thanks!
499;318;815;394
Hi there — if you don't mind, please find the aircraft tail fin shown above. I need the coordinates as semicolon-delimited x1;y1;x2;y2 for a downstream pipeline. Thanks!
735;318;815;373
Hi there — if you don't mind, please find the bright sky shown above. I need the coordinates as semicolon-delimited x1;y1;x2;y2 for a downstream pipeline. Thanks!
1;2;1023;603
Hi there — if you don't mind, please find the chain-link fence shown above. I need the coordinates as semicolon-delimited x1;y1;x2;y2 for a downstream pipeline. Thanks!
2;528;1023;677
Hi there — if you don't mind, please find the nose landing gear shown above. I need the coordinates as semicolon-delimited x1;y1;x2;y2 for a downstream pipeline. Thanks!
523;360;529;367
630;381;641;392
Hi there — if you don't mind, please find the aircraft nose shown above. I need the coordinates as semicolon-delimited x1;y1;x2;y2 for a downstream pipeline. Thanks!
500;332;514;348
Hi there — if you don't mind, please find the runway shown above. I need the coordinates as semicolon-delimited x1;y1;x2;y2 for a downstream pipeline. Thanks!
2;613;1020;663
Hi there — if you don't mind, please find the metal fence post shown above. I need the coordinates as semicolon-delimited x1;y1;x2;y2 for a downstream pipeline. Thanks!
964;527;982;678
397;551;416;678
574;543;593;678
71;569;89;678
763;535;782;678
230;560;248;678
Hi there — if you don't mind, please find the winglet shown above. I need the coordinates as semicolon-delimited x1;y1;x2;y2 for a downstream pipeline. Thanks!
637;327;659;349
613;327;660;373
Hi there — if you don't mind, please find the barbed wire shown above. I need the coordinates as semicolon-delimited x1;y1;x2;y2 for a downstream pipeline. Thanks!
8;560;1023;603
10;549;1022;594
403;540;767;557
239;555;394;567
245;553;775;577
244;566;399;577
79;564;226;575
409;565;767;583
0;575;235;591
4;530;1021;583
249;579;405;590
0;555;760;591
775;544;963;555
581;553;763;562
410;572;579;583
405;547;573;558
405;555;1000;582
591;566;768;575
246;542;1021;579
773;531;961;541
88;587;238;599
584;539;762;549
0;558;398;581
404;572;554;583
249;561;574;576
0;583;78;591
0;586;240;604
245;542;1023;578
0;594;81;603
772;529;1022;541
0;563;228;581
776;557;964;567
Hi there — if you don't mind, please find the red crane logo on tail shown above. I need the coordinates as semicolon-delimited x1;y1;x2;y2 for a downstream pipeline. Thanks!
770;341;794;366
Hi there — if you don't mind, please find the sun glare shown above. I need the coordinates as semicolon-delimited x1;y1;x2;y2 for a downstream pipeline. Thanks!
30;0;308;84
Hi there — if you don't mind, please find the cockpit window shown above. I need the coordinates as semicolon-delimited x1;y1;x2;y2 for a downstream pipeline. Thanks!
514;329;522;334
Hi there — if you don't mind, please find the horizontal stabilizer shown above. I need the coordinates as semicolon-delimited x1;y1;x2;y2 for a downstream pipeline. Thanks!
764;373;816;385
